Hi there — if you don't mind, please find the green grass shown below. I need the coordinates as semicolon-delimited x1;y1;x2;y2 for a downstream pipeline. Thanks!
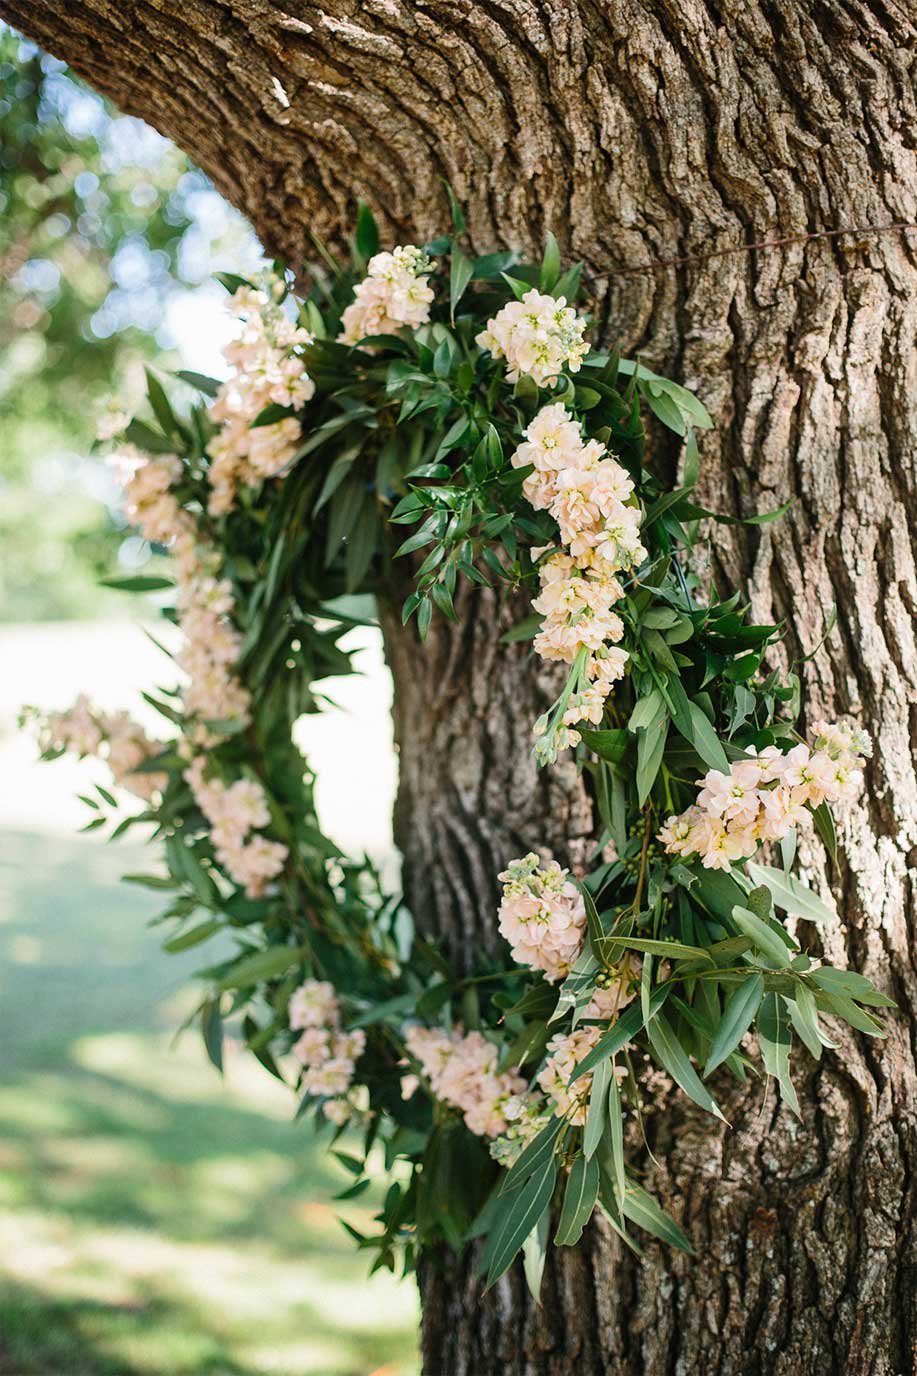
0;829;420;1376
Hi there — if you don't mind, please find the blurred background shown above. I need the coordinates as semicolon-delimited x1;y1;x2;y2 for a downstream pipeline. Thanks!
0;26;418;1376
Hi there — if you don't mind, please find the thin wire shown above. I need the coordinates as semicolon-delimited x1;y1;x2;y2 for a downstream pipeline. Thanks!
594;220;917;278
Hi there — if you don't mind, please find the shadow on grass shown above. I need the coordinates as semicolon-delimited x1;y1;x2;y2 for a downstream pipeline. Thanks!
0;1280;243;1376
1;1052;357;1255
0;829;420;1375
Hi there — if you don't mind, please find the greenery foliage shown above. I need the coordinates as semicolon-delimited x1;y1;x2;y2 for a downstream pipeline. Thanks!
31;205;891;1292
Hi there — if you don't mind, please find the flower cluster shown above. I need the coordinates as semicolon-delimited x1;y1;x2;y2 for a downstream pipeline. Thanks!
510;404;644;757
497;852;587;983
111;446;252;738
476;289;589;385
289;979;366;1126
115;447;190;548
29;694;167;801
185;758;287;897
404;1025;528;1139
489;1095;554;1167
175;561;251;734
537;983;636;1125
339;245;434;346
659;722;871;871
207;274;314;515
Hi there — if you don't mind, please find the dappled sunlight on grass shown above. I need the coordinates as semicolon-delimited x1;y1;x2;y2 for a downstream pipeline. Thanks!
0;829;420;1375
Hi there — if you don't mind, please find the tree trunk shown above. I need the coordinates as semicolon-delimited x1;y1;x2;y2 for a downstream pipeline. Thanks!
5;2;917;1371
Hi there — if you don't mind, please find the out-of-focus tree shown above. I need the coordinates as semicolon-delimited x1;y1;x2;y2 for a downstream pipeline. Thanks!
0;26;257;620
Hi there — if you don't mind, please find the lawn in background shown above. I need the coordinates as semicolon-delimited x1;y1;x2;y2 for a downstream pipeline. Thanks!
0;828;419;1376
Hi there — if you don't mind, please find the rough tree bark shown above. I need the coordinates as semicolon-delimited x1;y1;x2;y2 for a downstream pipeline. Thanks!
5;3;917;1371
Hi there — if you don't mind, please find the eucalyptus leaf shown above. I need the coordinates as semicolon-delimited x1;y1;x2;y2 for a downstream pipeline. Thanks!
705;973;763;1074
758;993;801;1116
621;1181;694;1253
555;1153;600;1246
746;862;835;924
647;1011;727;1122
731;905;794;968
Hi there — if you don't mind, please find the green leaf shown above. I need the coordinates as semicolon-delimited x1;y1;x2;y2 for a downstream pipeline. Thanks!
811;801;838;863
785;983;828;1059
606;1068;626;1207
684;701;729;772
730;904;793;968
443;182;466;235
216;271;253;296
218;946;304;990
471;250;516;279
636;715;669;806
502;981;559;1021
683;426;700;487
577;727;629;764
583;1058;610;1160
450;246;474;319
325;475;368;566
394;513;440;559
98;575;174;593
539;231;561;292
606;936;714;964
610;771;627;856
251;402;294;428
647;1011;727;1121
554;261;583;302
641;952;653;1027
746;862;835;924
164;919;222;953
628;369;713;430
814;988;888;1036
501;614;542;644
122;873;177;891
498;1119;563;1195
201;997;223;1073
628;688;663;732
390;492;425;523
744;498;794;526
483;1158;557;1288
579;882;606;953
434;416;471;462
690;866;749;922
522;1204;550;1299
571;987;669;1084
758;993;801;1116
500;271;528;302
125;418;174;454
705;973;764;1073
810;966;894;1007
552;946;600;1027
621;1181;694;1253
555;1153;600;1246
644;385;686;435
355;202;380;260
315;449;361;511
145;367;179;436
345;495;379;591
431;581;458;622
643;607;681;629
407;462;451;481
176;370;222;397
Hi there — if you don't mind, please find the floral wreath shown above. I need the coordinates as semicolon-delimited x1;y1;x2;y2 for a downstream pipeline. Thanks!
28;201;892;1291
